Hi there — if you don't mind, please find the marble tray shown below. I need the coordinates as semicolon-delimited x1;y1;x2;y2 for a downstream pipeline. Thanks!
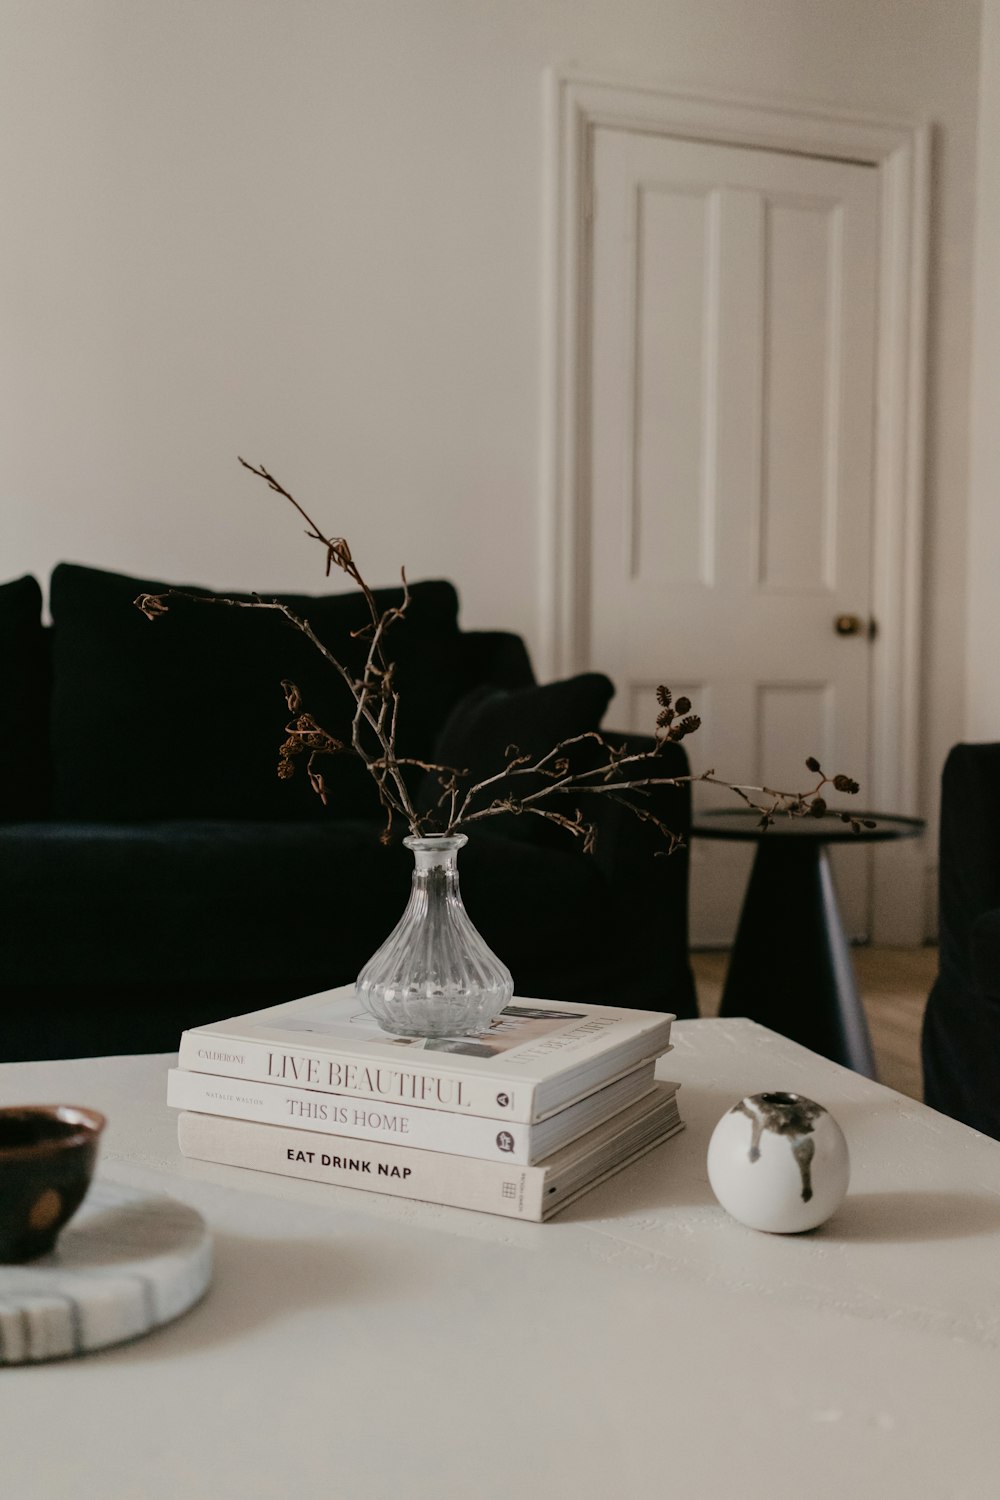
0;1180;212;1364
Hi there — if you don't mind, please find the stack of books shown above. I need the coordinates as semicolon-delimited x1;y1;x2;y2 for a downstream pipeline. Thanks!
168;988;683;1221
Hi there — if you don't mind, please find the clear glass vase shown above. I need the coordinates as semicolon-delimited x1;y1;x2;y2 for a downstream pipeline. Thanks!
356;834;514;1038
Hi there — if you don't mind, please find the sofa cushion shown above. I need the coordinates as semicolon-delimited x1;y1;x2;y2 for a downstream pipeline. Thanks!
0;820;611;993
0;574;50;820
0;820;408;987
418;672;615;847
0;799;697;1059
49;563;466;822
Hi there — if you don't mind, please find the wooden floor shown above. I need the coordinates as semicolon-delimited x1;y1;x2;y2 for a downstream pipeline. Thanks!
690;945;938;1101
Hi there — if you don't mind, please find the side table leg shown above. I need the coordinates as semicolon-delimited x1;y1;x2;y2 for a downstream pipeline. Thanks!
717;842;878;1079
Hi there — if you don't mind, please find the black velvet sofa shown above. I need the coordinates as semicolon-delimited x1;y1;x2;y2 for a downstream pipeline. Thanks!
1;566;697;1062
922;743;1000;1139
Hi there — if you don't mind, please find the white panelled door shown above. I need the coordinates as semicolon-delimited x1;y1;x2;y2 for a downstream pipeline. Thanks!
588;128;880;944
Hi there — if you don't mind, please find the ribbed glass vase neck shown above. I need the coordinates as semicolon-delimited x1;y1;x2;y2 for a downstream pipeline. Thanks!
404;834;468;873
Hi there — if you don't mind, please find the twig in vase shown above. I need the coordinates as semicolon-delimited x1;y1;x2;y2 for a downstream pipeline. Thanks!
133;461;872;853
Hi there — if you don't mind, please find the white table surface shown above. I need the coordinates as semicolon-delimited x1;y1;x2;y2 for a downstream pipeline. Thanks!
3;1018;1000;1500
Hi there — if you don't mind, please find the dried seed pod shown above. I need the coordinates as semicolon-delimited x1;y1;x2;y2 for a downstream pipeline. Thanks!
674;714;701;738
134;592;170;620
833;774;860;794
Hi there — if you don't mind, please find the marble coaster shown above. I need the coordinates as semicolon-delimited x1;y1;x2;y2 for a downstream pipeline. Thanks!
0;1180;212;1364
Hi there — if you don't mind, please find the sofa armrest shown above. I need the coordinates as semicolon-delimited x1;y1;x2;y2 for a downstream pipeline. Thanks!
587;731;691;869
583;731;696;1015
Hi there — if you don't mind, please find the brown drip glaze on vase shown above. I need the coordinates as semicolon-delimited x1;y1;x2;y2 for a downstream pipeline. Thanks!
733;1092;824;1203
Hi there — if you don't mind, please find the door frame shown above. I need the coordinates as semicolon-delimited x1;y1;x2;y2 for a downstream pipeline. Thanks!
539;72;930;944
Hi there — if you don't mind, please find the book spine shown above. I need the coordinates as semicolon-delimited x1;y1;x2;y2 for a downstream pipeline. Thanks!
177;1033;531;1121
167;1068;541;1163
176;1112;548;1220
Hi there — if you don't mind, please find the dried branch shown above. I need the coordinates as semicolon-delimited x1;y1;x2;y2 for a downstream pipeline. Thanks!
133;462;871;853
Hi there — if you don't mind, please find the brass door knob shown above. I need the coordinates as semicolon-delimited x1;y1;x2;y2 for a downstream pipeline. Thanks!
834;613;864;636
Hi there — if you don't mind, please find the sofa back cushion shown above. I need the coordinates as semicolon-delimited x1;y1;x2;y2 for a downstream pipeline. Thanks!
49;563;466;822
418;673;615;848
0;574;50;820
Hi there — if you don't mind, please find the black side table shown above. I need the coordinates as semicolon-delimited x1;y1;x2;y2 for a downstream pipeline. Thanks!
691;809;925;1078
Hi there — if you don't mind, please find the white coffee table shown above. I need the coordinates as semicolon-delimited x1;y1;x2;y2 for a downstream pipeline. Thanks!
3;1018;999;1499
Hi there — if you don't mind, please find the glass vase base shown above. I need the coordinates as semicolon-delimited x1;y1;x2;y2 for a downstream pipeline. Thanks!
356;986;501;1040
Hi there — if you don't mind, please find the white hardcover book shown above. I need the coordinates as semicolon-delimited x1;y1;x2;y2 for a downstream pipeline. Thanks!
176;1082;684;1222
166;1061;658;1164
176;986;674;1124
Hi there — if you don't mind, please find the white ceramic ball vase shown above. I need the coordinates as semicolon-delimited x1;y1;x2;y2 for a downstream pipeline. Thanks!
707;1091;850;1233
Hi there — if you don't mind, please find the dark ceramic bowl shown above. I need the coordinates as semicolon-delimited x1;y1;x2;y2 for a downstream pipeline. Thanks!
0;1105;106;1263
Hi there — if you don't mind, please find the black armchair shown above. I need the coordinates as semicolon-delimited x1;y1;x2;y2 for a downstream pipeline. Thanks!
922;743;1000;1138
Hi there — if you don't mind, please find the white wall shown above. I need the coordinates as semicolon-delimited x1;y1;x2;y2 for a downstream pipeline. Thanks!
967;0;1000;740
0;0;981;916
